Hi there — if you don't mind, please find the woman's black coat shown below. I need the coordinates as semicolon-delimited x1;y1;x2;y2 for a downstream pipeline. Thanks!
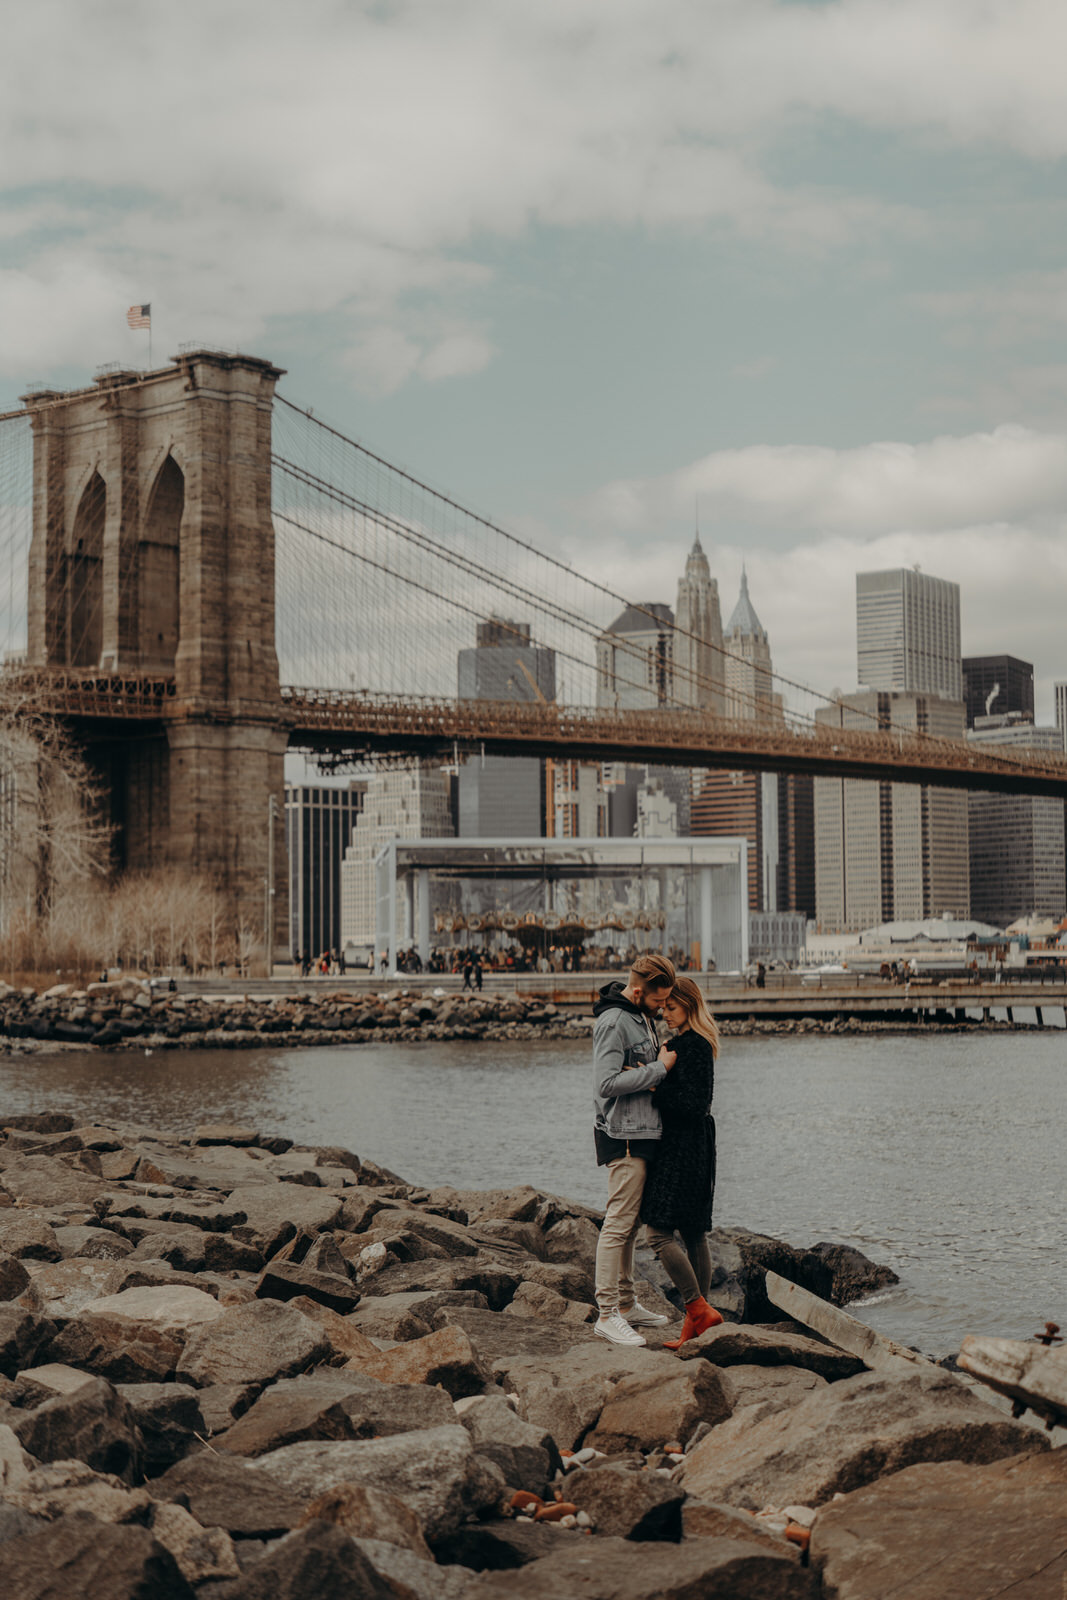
639;1029;716;1234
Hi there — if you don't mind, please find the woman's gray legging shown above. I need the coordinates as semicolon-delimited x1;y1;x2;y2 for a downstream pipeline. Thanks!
645;1226;712;1305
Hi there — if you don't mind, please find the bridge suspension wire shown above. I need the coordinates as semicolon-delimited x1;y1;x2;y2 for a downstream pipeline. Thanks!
271;398;834;729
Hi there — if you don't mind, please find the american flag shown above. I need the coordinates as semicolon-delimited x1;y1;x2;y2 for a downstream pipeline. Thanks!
126;304;151;329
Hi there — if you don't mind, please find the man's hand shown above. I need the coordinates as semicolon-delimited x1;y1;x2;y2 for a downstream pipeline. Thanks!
658;1044;677;1071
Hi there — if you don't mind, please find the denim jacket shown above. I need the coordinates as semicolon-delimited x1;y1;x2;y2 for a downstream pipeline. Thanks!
592;984;666;1143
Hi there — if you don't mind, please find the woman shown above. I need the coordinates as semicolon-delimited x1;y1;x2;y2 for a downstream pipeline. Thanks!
640;975;724;1349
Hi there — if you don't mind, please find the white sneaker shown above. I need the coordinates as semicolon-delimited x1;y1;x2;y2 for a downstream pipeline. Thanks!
595;1309;647;1347
622;1300;669;1328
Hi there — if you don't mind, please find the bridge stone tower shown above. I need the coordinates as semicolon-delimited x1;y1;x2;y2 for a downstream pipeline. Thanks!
23;351;288;957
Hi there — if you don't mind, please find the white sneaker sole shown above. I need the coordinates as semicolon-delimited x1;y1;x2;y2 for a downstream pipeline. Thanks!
594;1322;646;1347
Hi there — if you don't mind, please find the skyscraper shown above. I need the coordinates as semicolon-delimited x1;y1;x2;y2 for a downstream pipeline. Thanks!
596;603;675;710
673;536;724;712
967;717;1066;926
857;569;962;700
456;617;555;837
286;782;365;960
340;766;453;946
693;569;812;913
962;655;1034;729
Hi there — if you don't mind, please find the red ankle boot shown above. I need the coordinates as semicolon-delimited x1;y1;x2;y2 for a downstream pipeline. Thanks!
663;1296;723;1349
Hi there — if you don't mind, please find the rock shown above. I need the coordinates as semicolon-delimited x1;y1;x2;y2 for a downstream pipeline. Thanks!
458;1394;560;1493
682;1500;799;1554
12;1375;142;1483
958;1333;1067;1430
314;1367;458;1437
194;1124;259;1146
506;1280;585;1323
543;1215;600;1271
351;1536;473;1600
148;1501;241;1586
116;1382;205;1475
284;1295;382;1365
586;1363;734;1454
153;1452;309;1537
20;1257;126;1317
0;1423;34;1494
496;1344;679;1453
0;1155;102;1209
300;1481;432;1557
52;1224;134;1261
10;1362;95;1406
810;1448;1067;1600
432;1519;561;1570
0;1254;30;1301
126;1226;263;1275
215;1520;395;1600
254;1258;360;1313
192;1381;258;1437
680;1368;1049;1511
568;1461;685;1541
0;1515;195;1600
0;1308;55;1378
677;1322;866;1381
519;1259;596;1303
227;1186;343;1255
48;1285;224;1384
176;1300;331;1388
719;1363;828;1424
367;1257;520;1311
0;1216;61;1263
359;1324;489;1399
461;1534;816;1597
809;1241;899;1306
4;1459;153;1524
0;1113;75;1134
214;1376;365;1457
249;1424;495;1542
467;1185;543;1225
433;1304;597;1365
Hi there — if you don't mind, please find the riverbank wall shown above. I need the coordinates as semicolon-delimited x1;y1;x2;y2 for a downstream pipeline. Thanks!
0;977;1062;1052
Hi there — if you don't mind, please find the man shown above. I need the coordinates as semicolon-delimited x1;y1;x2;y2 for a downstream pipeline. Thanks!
591;951;676;1347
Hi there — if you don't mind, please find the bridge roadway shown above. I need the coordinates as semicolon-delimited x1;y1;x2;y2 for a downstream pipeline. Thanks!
173;970;1067;1025
23;673;1067;797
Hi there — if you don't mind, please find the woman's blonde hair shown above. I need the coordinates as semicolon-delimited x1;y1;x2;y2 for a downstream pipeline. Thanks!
669;976;720;1056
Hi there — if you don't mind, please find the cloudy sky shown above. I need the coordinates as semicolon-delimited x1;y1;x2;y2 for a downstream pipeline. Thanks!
3;0;1067;715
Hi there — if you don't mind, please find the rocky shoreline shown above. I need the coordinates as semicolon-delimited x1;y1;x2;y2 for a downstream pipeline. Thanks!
0;979;1041;1054
0;1114;1062;1598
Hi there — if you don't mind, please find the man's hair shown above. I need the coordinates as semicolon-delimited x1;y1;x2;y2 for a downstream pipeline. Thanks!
629;953;676;992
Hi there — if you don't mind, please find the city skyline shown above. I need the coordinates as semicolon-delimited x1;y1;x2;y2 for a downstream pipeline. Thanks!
2;5;1066;720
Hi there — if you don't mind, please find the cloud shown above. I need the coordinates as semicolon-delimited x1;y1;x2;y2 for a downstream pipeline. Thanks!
581;426;1067;538
5;0;1064;385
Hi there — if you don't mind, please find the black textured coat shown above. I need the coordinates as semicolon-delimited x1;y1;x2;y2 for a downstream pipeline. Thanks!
639;1029;716;1234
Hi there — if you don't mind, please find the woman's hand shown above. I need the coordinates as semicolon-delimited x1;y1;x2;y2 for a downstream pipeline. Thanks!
658;1044;677;1071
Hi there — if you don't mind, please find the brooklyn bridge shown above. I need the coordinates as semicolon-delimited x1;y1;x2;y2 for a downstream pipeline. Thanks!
1;350;1065;941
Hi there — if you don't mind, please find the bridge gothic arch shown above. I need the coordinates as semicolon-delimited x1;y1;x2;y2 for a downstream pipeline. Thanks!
138;451;183;671
67;469;105;668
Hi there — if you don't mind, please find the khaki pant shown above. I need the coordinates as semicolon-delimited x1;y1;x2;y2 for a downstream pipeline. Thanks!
594;1153;647;1315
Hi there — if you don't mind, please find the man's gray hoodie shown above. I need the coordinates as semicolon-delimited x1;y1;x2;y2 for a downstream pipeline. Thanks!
592;981;667;1154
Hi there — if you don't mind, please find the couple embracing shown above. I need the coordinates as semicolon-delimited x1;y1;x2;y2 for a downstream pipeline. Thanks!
591;953;724;1349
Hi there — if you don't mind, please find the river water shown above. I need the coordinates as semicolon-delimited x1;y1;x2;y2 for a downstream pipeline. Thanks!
2;1031;1062;1357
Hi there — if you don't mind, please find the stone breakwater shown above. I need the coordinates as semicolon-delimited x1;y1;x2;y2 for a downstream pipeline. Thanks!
0;979;1030;1053
0;1115;1061;1600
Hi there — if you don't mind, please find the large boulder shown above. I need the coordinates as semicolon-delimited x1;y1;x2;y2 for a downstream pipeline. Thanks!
433;1304;597;1366
48;1285;223;1384
146;1501;240;1588
496;1345;680;1453
680;1367;1048;1511
569;1461;686;1541
213;1376;365;1457
249;1424;498;1542
0;1156;102;1209
719;1363;828;1426
458;1394;559;1493
809;1241;899;1306
0;1308;55;1379
0;1215;62;1263
300;1481;432;1556
810;1446;1067;1600
153;1452;310;1537
115;1383;205;1476
214;1520;395;1600
586;1363;733;1454
3;1460;153;1525
358;1324;489;1399
677;1322;865;1382
0;1515;195;1600
12;1375;142;1483
176;1300;331;1388
227;1186;343;1254
0;1253;30;1301
461;1534;816;1597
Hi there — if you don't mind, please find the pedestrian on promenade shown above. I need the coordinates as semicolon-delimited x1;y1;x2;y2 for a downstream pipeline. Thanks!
641;976;724;1348
591;952;676;1348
